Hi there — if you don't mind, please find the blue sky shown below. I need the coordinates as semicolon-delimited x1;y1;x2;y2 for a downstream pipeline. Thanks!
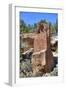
20;12;58;25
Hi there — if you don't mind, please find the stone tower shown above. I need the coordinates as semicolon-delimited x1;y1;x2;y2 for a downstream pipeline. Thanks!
32;23;54;76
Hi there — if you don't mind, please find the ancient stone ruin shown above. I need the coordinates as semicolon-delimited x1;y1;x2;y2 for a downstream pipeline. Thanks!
31;23;54;76
20;22;55;77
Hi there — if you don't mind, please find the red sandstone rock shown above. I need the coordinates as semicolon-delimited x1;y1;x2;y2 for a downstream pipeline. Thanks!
31;23;54;76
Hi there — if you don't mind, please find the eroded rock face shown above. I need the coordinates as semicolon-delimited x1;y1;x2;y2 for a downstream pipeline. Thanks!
31;23;54;76
32;53;46;76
